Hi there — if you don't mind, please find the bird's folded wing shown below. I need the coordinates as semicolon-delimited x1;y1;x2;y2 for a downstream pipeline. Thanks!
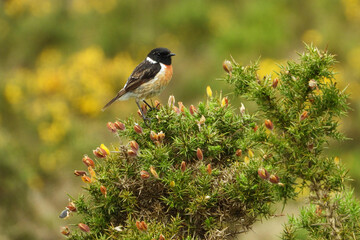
124;60;161;92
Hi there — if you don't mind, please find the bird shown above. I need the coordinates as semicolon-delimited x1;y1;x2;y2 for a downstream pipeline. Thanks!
102;47;175;120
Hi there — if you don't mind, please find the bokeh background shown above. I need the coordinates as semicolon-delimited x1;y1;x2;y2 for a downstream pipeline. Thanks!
0;0;359;239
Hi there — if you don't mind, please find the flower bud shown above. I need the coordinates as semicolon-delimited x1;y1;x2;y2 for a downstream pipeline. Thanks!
178;102;185;113
100;185;107;197
168;95;175;107
154;100;161;110
140;170;150;179
93;146;107;158
81;175;92;183
189;105;197;115
244;156;250;165
272;78;279;88
107;122;117;133
150;131;159;141
137;109;143;118
240;103;246;115
140;221;148;231
170;180;175;187
278;182;285;187
114;121;125;130
159;234;165;240
235;149;242;157
150;166;159;179
130;140;139;152
82;155;95;167
269;174;280;184
60;226;70;236
334;156;340;165
264;119;274;131
222;60;233;74
67;201;76;212
309;79;317;89
180;161;186;172
196;148;203;161
221;97;229;108
248;149;254;158
300;111;309;121
173;106;180;114
136;221;142;231
74;170;87;176
206;86;213;98
127;149;137;157
100;144;110;155
206;164;212;175
134;124;143;134
158;131;165;142
258;168;270;180
78;223;90;232
253;125;258;132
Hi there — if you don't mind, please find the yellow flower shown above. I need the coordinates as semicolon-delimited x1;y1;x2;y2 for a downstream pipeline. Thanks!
206;86;213;98
100;144;110;155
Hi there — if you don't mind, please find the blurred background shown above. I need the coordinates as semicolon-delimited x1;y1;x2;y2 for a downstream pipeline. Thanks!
0;0;359;239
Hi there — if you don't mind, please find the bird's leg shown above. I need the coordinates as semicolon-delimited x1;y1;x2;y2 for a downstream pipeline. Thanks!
143;100;155;111
136;100;151;126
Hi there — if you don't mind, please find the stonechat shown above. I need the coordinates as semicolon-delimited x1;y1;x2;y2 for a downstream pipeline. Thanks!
102;47;175;119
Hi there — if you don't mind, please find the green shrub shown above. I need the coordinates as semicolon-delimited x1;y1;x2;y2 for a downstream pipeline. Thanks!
61;45;359;239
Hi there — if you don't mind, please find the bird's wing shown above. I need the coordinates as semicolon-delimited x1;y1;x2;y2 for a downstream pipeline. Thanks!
124;60;161;92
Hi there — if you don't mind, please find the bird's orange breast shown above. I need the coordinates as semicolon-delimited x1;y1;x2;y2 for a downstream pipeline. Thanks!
161;64;173;85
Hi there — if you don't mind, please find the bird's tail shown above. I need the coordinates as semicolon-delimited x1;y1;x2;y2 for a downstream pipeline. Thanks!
102;89;125;111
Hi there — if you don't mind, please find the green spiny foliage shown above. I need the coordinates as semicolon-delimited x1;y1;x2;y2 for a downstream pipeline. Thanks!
61;45;359;240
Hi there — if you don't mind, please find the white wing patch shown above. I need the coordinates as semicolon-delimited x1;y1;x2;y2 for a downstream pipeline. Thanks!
146;57;157;64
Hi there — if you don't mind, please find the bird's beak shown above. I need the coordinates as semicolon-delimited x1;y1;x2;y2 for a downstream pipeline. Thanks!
168;53;176;57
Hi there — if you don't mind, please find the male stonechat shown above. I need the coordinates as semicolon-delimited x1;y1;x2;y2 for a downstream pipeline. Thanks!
102;47;175;120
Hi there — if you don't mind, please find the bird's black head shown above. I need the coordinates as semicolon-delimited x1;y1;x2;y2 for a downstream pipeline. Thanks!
147;47;175;65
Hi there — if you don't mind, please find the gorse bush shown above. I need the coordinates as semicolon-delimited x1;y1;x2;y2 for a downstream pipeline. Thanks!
60;45;360;239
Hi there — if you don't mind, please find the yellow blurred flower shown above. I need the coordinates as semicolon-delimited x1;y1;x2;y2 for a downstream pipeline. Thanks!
3;45;137;145
302;29;323;46
342;0;360;22
4;83;23;104
258;58;284;80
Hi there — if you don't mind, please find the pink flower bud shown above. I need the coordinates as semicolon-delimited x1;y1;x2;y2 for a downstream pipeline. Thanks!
107;122;117;133
130;140;139;152
60;226;70;236
207;164;212;175
168;95;175;107
258;168;270;180
140;170;150;179
196;148;203;161
100;185;107;197
272;78;279;88
134;124;143;134
180;161;186;172
114;121;125;130
223;60;233;74
235;149;242;157
74;170;87;176
82;155;95;167
78;223;90;232
269;174;280;184
189;105;197;115
264;119;274;131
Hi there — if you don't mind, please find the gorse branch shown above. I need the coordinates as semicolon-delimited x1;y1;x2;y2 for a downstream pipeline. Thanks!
60;45;359;240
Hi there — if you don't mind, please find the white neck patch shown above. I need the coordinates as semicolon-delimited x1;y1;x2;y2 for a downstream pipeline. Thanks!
146;57;157;64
